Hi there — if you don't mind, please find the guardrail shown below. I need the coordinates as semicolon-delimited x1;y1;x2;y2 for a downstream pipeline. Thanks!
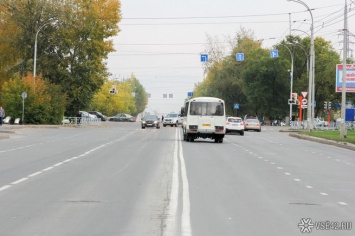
290;121;354;131
62;117;102;126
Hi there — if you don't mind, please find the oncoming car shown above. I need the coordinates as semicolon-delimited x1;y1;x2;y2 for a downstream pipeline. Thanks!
225;117;244;135
163;113;180;127
141;115;160;129
244;118;261;132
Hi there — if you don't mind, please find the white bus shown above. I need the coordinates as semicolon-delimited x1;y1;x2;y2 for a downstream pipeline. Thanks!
181;97;226;143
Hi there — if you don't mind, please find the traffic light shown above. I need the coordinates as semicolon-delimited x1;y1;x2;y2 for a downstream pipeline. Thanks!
324;101;328;110
291;93;297;104
328;102;332;110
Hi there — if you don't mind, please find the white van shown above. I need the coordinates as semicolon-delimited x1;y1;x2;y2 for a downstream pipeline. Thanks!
181;97;226;143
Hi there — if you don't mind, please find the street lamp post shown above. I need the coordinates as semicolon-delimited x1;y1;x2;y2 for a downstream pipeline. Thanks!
292;29;314;120
282;45;294;124
288;0;314;131
33;20;55;84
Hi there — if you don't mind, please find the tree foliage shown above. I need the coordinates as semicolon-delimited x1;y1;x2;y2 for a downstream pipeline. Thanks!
0;0;121;116
90;75;147;117
1;74;66;124
194;30;347;121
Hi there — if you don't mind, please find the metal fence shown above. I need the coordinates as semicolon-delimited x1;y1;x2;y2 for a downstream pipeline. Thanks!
290;120;354;131
62;117;102;126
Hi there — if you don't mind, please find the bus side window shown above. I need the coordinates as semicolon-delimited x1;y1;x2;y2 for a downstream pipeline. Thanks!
215;104;223;115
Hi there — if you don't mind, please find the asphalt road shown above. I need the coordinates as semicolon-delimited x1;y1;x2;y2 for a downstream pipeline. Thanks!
0;123;354;236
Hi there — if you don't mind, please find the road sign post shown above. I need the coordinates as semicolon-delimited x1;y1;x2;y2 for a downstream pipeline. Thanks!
236;53;244;61
234;103;239;116
200;54;208;62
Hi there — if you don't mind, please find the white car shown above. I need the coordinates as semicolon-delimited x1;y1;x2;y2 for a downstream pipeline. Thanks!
163;113;180;127
225;117;244;135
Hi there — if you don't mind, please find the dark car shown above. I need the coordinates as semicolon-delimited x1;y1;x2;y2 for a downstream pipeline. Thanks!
141;115;160;129
89;111;108;121
109;113;136;122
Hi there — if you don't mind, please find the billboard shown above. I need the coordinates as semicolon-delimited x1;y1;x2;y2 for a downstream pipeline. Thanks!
336;64;355;92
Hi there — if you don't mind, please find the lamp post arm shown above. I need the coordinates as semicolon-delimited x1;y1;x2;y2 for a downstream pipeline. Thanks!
33;20;56;82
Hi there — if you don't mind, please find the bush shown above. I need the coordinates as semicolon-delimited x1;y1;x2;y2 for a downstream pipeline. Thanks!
1;74;66;124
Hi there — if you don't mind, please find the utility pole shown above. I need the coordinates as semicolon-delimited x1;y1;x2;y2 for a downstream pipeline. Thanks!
340;0;348;138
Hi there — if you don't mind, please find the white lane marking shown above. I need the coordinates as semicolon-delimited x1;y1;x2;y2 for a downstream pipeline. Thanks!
11;178;28;185
0;130;137;193
165;129;180;235
270;162;275;165
0;185;11;191
28;172;42;177
178;129;191;236
320;192;328;196
284;172;291;175
294;179;301;182
42;167;54;172
338;202;348;206
277;167;283;170
258;156;263;159
306;186;313;189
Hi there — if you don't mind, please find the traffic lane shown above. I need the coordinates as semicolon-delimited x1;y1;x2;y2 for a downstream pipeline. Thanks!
184;135;354;236
0;124;175;235
0;126;139;187
229;130;355;209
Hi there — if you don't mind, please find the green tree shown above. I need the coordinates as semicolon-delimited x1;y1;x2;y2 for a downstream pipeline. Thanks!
0;0;121;117
128;74;148;116
1;74;66;124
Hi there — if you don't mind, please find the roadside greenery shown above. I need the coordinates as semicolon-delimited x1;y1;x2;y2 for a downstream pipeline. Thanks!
2;74;66;124
194;30;355;121
0;0;148;123
300;130;355;144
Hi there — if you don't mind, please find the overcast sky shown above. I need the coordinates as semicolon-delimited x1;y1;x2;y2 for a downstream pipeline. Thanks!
106;0;354;115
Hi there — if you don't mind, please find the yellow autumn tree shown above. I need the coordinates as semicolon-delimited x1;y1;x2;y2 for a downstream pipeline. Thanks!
2;73;66;124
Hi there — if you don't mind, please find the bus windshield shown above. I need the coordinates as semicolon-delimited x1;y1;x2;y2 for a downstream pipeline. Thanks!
189;102;224;116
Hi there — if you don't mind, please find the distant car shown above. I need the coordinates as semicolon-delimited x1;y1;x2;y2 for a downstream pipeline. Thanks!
141;115;160;129
78;111;97;124
244;118;261;132
225;117;244;135
79;111;97;119
163;113;180;127
109;114;136;122
89;111;108;121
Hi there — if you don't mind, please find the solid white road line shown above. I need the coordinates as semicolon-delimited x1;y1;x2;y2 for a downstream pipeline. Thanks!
11;178;28;185
165;130;180;235
178;128;191;236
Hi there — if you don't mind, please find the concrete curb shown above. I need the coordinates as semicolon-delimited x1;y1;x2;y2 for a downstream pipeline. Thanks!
289;132;355;151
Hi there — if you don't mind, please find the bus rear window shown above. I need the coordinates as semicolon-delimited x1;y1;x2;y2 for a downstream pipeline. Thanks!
189;102;224;116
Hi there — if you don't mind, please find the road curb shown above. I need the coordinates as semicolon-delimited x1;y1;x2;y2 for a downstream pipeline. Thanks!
289;132;355;151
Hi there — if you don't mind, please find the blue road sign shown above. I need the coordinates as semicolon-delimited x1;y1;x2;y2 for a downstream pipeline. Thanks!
200;54;208;62
234;103;239;109
270;50;278;58
187;92;193;97
236;53;244;61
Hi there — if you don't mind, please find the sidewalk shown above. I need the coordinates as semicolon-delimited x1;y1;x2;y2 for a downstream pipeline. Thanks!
0;124;20;139
0;124;62;140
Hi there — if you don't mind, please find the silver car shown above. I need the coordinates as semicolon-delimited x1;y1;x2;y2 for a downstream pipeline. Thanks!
244;118;261;132
163;113;180;127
